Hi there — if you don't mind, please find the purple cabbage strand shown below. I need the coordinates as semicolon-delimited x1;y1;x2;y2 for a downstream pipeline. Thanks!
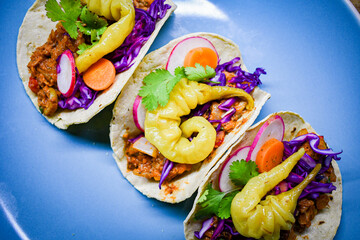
159;159;174;189
109;0;170;73
194;217;214;239
58;73;98;110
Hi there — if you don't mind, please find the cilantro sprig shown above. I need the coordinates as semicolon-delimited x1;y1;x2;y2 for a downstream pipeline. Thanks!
45;0;108;54
184;63;216;81
195;183;230;220
138;64;217;111
195;160;259;220
229;160;259;187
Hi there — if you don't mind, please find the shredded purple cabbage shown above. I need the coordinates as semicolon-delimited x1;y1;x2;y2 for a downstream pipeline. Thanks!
223;223;240;236
200;58;265;131
194;217;214;239
211;57;265;94
109;0;170;73
218;97;237;111
284;133;342;159
58;73;98;110
286;173;337;199
148;0;171;20
193;102;212;117
195;217;251;239
281;133;342;199
211;219;225;240
159;159;174;189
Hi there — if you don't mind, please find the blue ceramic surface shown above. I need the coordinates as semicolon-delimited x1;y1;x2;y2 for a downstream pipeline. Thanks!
1;0;359;239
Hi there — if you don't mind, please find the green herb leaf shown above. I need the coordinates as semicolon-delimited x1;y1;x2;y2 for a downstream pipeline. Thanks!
217;191;238;219
138;69;182;111
45;0;82;39
90;26;107;43
174;66;187;79
184;63;216;81
45;0;108;47
77;43;93;55
195;183;227;220
79;6;108;30
78;6;108;44
139;64;218;111
229;160;259;187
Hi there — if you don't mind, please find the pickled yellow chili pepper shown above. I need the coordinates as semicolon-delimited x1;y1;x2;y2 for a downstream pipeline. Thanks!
144;78;254;164
230;148;321;240
76;0;135;73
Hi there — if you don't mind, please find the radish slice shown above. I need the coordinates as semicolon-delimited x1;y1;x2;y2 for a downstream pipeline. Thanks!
57;50;76;97
218;146;250;192
133;137;157;157
166;36;218;74
133;95;146;132
246;115;285;162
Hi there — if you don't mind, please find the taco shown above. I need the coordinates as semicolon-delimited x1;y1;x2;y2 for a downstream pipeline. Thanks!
16;0;176;129
110;32;271;203
184;111;342;240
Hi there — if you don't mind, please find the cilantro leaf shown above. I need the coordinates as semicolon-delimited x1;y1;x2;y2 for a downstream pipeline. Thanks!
45;0;108;46
138;64;217;111
79;6;108;29
198;188;209;204
77;43;93;55
217;191;238;219
45;0;67;21
78;6;108;43
90;26;107;43
139;69;181;111
174;66;187;79
185;63;216;81
45;0;82;39
195;183;227;220
229;160;259;187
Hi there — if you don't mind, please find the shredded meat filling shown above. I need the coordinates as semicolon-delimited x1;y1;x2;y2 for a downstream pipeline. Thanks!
126;141;192;182
27;23;85;116
285;129;336;235
133;0;154;10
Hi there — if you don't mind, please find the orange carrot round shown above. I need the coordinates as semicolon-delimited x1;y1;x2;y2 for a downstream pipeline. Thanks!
83;58;115;91
255;138;284;173
183;47;218;69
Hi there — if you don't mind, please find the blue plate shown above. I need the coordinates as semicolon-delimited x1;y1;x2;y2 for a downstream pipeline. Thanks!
1;0;360;239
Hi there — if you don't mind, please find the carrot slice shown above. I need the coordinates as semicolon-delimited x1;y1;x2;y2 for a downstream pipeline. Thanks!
255;138;284;173
184;47;218;69
83;58;116;91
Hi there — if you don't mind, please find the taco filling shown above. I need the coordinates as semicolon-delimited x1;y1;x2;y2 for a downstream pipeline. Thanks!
188;114;342;240
124;43;266;188
26;0;171;116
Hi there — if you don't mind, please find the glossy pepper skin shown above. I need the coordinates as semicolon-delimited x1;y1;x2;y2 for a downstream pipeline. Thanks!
230;148;321;240
144;78;254;164
76;0;135;73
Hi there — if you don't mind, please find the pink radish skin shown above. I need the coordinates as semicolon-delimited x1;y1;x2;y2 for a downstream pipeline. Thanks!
246;115;285;162
218;146;251;192
57;50;76;97
133;95;146;132
165;36;218;74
